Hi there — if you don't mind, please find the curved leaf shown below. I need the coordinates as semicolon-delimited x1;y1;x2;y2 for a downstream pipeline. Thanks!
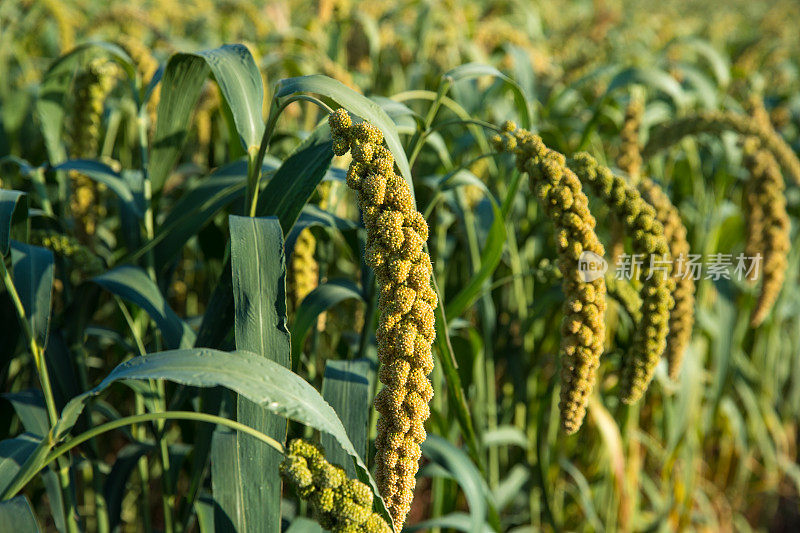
420;435;492;533
150;44;264;194
148;54;210;193
320;359;373;478
53;348;389;525
196;45;264;150
404;513;493;533
669;37;731;87
228;215;290;532
0;496;41;532
443;63;531;129
481;426;528;450
290;279;363;361
0;190;27;256
0;434;43;496
606;66;687;108
3;391;48;438
11;242;54;347
104;443;154;531
54;159;142;218
91;265;195;349
275;75;412;192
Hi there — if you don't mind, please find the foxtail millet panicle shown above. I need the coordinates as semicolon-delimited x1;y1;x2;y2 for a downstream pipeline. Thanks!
742;138;790;327
617;95;644;183
288;228;319;311
643;110;800;186
69;58;118;158
68;57;118;239
31;230;104;278
328;109;435;531
281;439;392;532
638;177;695;379
611;94;645;263
568;153;675;404
492;122;607;434
605;275;642;324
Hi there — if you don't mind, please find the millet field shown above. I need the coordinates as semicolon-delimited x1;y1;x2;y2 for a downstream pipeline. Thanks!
1;0;800;531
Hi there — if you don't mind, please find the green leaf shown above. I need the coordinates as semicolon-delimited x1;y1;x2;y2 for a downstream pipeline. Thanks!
194;496;217;533
443;184;506;321
195;124;333;349
443;63;531;129
150;45;264;194
37;42;134;167
11;242;54;348
669;36;730;87
52;349;388;521
421;435;493;533
3;390;48;438
480;426;528;450
275;75;412;192
0;434;41;496
291;205;359;237
0;190;27;256
255;125;335;228
559;457;604;531
104;443;154;531
227;215;290;533
492;464;529;510
196;45;265;151
404;513;493;533
430;274;481;468
54;159;142;218
321;359;373;477
291;279;363;362
148;53;210;194
91;265;195;349
153;160;249;269
605;66;687;108
0;496;41;532
210;430;244;533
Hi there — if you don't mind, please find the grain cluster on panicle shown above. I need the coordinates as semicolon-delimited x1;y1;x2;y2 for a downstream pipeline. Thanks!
67;58;119;239
637;178;695;379
288;228;319;312
617;95;644;183
568;153;674;404
281;439;392;532
643;110;800;186
328;109;435;530
742;139;790;327
492;122;606;434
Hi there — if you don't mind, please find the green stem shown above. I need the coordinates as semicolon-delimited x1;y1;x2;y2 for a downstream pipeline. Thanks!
406;79;451;168
136;102;176;532
135;395;154;533
247;94;333;217
1;258;81;532
116;297;154;531
4;411;285;500
30;168;54;216
74;343;110;533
